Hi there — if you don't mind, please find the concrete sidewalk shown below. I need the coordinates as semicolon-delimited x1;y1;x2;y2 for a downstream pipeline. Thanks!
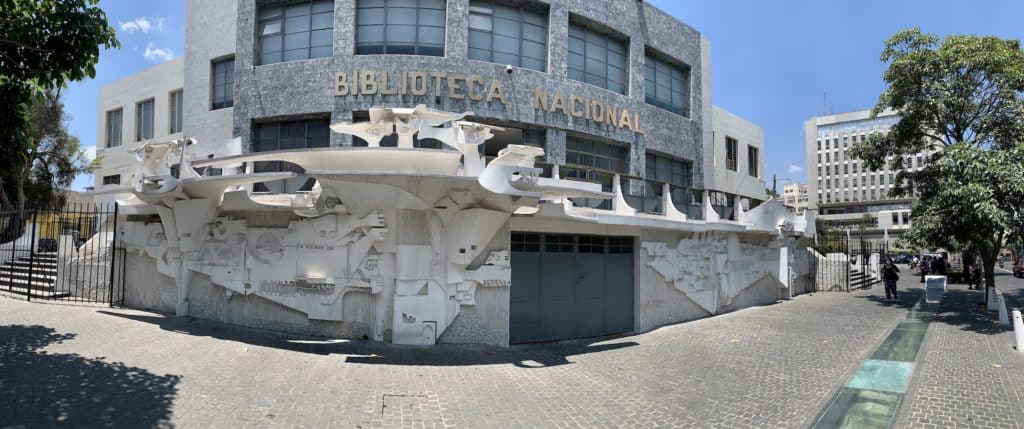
896;282;1024;429
2;286;918;429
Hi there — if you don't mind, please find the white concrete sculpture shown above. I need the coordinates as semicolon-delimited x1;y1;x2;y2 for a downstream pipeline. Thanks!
107;105;815;345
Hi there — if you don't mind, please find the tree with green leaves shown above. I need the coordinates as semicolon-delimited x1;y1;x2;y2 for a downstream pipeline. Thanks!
851;28;1024;294
0;0;118;235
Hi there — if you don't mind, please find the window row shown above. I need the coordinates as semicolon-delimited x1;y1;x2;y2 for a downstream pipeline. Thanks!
254;0;691;116
724;136;758;178
104;89;184;148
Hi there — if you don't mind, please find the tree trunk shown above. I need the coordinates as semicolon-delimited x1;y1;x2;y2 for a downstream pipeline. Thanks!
980;245;998;306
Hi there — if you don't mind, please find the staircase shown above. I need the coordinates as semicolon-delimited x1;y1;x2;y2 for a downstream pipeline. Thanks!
0;252;69;299
849;267;881;290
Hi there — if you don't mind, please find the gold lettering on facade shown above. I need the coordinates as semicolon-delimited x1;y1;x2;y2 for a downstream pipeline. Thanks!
335;72;349;96
591;100;604;123
430;72;446;97
549;92;567;114
468;77;485;101
410;72;428;96
449;74;465;100
380;71;398;95
360;70;377;95
399;71;408;95
634;113;643;134
605;104;618;127
618;109;632;131
533;86;548;110
486;80;506;103
569;95;585;118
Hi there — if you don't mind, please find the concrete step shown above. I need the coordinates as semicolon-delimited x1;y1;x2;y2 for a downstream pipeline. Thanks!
0;285;70;299
0;268;57;282
1;260;58;273
0;277;57;290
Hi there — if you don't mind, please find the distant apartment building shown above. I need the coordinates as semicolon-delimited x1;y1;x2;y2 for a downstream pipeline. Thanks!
805;109;927;237
778;182;807;215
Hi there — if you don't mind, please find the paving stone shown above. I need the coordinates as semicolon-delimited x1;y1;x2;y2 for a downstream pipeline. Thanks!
0;275;1018;428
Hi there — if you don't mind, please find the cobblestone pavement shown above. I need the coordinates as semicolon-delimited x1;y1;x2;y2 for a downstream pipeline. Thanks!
896;274;1024;429
0;280;1006;429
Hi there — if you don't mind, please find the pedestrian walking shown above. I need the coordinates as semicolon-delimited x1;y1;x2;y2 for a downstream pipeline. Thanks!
882;259;900;301
970;264;982;290
920;256;930;283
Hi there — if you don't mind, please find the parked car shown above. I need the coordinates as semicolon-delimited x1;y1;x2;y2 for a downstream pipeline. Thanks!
1014;259;1024;278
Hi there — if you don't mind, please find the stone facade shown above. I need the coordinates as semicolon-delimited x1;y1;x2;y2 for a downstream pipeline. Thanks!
231;0;710;189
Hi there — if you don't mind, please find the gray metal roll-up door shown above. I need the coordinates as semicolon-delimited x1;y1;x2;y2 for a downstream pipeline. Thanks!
509;233;634;344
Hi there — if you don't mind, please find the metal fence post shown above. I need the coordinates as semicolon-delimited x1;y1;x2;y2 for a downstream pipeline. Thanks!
107;203;119;306
26;209;38;301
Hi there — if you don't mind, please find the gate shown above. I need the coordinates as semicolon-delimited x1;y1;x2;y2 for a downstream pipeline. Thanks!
0;203;125;305
809;229;887;293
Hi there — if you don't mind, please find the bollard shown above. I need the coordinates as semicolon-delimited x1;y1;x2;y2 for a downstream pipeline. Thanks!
998;294;1009;326
1014;310;1024;352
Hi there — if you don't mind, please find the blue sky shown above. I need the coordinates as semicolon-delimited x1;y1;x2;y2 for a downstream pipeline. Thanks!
67;0;1024;191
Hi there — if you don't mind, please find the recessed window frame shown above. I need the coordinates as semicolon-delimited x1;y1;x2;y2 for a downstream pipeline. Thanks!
169;89;183;134
467;0;548;72
257;0;334;65
644;49;690;117
355;0;447;56
105;108;122;148
725;136;738;171
102;174;121;185
211;57;234;110
135;98;155;142
567;19;628;94
252;117;331;192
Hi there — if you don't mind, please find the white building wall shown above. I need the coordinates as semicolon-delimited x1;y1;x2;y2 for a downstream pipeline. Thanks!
94;58;185;191
710;106;767;201
183;0;238;160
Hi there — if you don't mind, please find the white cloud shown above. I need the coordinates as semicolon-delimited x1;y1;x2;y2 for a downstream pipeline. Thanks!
143;43;174;62
787;162;804;174
119;17;157;34
83;145;96;161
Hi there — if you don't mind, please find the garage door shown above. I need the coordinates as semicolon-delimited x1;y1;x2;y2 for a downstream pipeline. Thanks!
509;233;634;344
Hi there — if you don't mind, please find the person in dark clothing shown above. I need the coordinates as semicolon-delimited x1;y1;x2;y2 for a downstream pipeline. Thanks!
931;256;947;275
970;264;982;290
882;260;900;301
920;256;930;282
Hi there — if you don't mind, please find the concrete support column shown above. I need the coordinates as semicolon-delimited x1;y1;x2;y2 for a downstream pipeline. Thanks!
545;128;566;165
547;4;570;78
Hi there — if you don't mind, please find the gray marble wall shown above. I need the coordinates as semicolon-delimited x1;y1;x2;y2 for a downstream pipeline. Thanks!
232;0;709;188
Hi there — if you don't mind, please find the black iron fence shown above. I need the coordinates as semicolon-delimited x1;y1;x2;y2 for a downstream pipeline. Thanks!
808;230;888;293
0;203;125;305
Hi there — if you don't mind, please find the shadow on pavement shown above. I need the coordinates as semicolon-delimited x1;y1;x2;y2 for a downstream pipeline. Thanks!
0;325;180;428
97;310;638;368
854;287;925;310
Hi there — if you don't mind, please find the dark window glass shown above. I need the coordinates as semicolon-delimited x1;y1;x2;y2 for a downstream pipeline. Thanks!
253;118;331;191
169;89;183;134
102;175;120;185
258;0;333;65
211;58;234;109
511;232;540;252
135;99;154;141
468;0;547;72
356;0;446;56
567;22;627;94
644;52;689;116
106;109;122;148
725;136;737;171
748;145;759;177
543;234;574;253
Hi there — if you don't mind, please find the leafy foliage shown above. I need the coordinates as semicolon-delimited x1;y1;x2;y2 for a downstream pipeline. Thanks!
0;0;117;227
850;28;1024;287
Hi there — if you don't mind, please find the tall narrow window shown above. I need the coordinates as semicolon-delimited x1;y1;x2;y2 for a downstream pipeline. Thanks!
567;22;627;94
169;89;183;134
725;136;738;171
644;52;690;116
135;99;154;141
105;108;122;148
468;0;547;72
747;145;759;177
257;0;333;65
211;58;234;110
356;0;446;56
